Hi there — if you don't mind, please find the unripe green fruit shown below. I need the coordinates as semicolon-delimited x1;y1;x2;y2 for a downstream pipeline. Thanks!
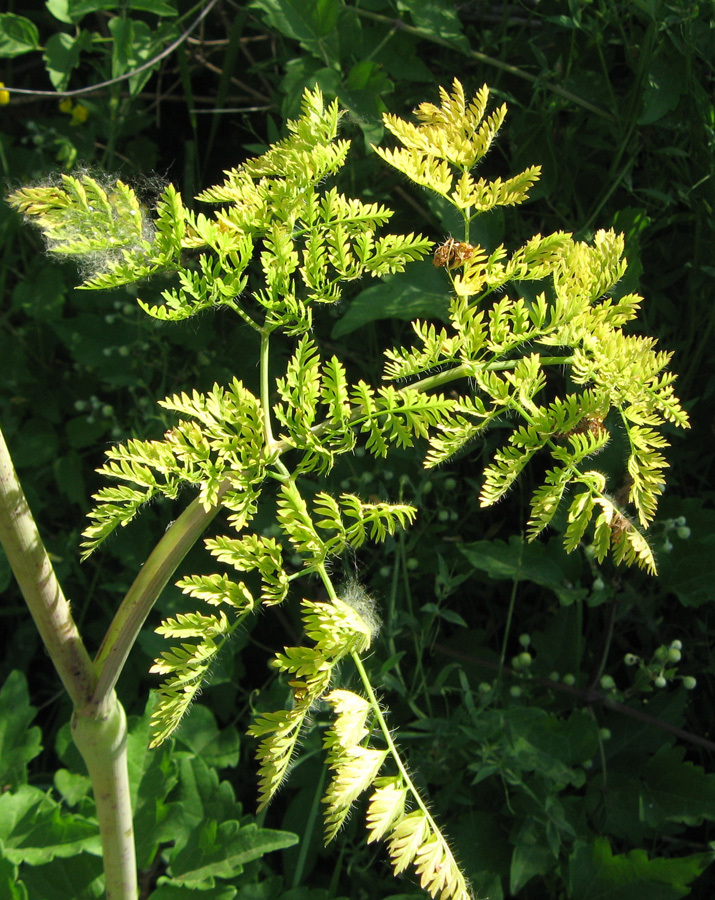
654;675;667;688
683;676;697;690
600;675;615;690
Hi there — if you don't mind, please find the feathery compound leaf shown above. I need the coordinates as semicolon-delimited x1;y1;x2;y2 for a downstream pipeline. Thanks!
323;744;388;842
82;375;266;556
249;595;376;810
205;533;289;606
274;335;322;441
176;573;255;610
339;494;418;548
324;690;372;747
366;776;408;844
379;79;506;171
276;482;325;564
451;166;542;213
303;597;374;658
481;442;540;507
148;610;234;747
248;703;315;809
351;383;456;457
80;437;188;557
7;174;164;283
384;320;463;380
385;810;472;900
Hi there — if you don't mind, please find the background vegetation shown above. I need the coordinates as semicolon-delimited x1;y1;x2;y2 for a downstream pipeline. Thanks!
1;1;714;898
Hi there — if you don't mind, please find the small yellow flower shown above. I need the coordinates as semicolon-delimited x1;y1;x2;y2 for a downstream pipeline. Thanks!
71;104;90;125
59;97;73;113
0;83;10;105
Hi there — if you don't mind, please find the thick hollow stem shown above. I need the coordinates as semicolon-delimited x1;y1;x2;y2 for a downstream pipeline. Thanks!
72;694;137;900
0;423;95;707
0;422;137;899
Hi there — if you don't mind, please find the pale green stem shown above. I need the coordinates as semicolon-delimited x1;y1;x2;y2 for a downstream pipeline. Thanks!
351;650;443;834
225;297;263;332
94;323;278;708
318;565;438;826
0;424;96;709
72;695;137;900
0;423;137;900
408;354;575;396
260;327;277;452
95;318;280;706
265;353;575;458
92;491;224;705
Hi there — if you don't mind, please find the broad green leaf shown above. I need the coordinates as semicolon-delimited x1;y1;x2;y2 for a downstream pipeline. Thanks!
466;707;596;792
420;603;467;627
108;17;176;95
510;840;554;894
396;0;470;52
53;770;91;807
252;0;340;43
54;450;87;507
131;737;181;868
46;0;75;25
639;55;686;126
167;820;298;882
0;785;100;864
0;671;42;788
43;31;93;91
0;856;27;900
641;745;715;828
0;15;40;57
127;0;177;14
168;756;246;838
503;707;599;771
174;704;240;769
17;852;104;900
568;837;712;900
331;263;448;338
458;535;586;606
148;885;237;900
66;0;175;18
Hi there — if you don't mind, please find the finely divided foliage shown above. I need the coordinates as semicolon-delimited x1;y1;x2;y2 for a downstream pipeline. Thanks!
7;80;688;900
